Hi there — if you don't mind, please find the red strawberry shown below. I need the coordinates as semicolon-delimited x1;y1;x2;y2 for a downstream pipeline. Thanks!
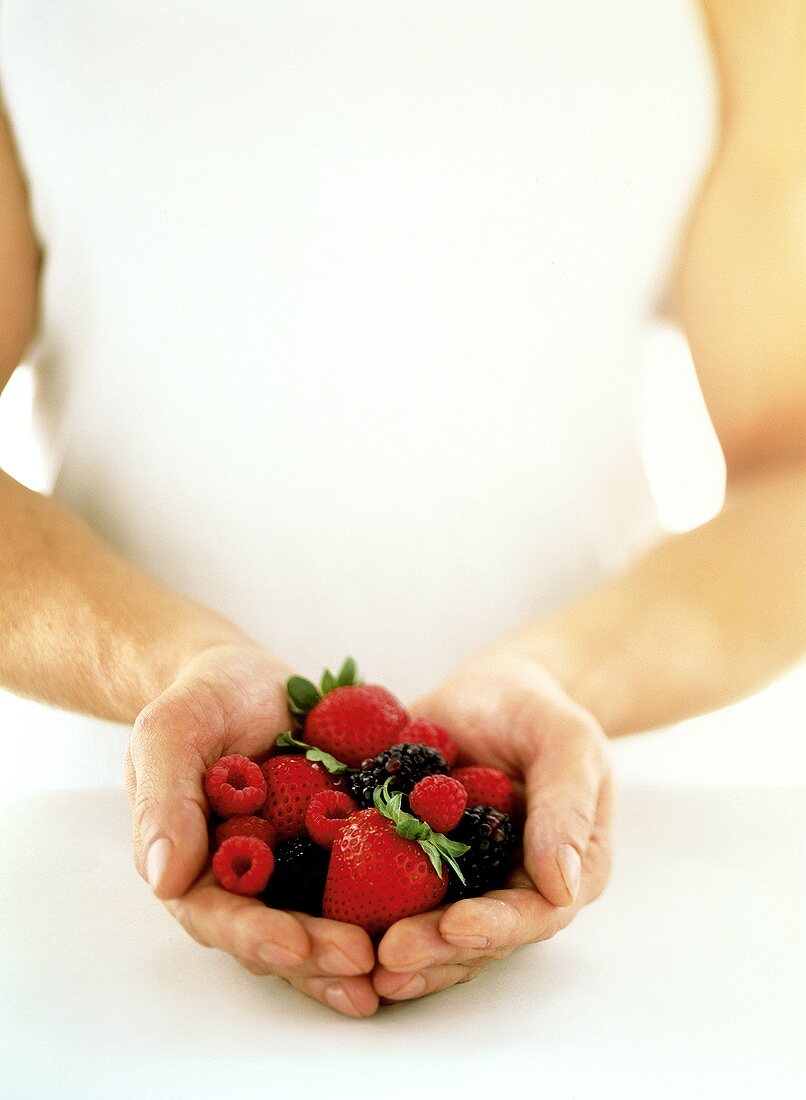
401;718;459;767
286;659;409;769
305;789;359;849
322;781;470;935
260;756;335;842
409;775;467;833
303;685;409;768
452;766;515;816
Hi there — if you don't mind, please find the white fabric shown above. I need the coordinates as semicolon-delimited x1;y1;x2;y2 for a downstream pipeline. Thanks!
0;2;715;782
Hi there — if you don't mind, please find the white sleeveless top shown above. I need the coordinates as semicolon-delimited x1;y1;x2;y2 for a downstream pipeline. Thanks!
0;2;716;784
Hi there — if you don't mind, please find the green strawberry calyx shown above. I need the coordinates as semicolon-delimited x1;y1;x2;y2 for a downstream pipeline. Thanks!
274;731;352;775
286;656;362;719
374;778;470;884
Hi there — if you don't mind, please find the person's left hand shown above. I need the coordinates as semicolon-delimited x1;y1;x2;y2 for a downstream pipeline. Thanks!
372;651;613;1003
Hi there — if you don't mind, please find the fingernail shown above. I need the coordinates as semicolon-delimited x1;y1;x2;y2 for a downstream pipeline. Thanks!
316;942;365;975
441;934;489;949
388;972;427;999
324;983;363;1017
146;837;173;892
556;843;582;903
258;941;307;969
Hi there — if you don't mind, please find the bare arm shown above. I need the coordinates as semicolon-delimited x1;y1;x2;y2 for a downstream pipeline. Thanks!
0;105;249;720
372;1;806;1001
488;0;806;735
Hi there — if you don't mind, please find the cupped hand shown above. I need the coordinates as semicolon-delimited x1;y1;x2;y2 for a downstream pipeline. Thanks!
124;643;378;1017
373;651;613;1003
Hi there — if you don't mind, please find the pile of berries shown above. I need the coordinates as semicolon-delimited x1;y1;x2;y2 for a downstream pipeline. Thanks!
204;659;519;936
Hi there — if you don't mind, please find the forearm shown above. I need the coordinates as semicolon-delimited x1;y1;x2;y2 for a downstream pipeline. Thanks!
0;469;250;723
493;460;806;736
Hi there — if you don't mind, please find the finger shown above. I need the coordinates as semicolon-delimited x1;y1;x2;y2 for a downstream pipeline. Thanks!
438;886;575;950
286;975;380;1018
377;906;508;970
377;885;551;972
374;959;489;1002
127;693;212;899
522;720;608;906
377;908;452;972
167;873;311;970
292;913;376;976
167;873;376;978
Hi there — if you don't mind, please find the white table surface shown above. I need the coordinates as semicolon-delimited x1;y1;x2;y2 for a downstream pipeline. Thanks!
1;782;803;1100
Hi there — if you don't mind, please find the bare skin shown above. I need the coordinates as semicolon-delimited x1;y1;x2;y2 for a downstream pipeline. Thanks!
0;1;803;1015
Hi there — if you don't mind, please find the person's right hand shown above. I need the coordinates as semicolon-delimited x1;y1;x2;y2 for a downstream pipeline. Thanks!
124;643;379;1017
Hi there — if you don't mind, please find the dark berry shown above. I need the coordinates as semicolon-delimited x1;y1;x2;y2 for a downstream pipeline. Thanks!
346;742;450;808
399;717;459;767
262;837;330;916
445;805;517;901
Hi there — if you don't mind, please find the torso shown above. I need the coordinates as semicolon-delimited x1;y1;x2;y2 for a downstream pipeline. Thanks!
0;0;716;702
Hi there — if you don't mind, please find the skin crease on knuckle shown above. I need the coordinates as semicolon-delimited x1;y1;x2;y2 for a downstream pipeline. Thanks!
168;897;213;950
380;959;487;1003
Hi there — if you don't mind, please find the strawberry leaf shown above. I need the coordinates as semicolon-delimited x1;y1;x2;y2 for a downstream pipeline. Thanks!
274;731;351;775
373;778;469;883
286;675;322;717
320;668;338;695
275;730;309;751
420;840;444;877
337;656;360;687
304;746;351;775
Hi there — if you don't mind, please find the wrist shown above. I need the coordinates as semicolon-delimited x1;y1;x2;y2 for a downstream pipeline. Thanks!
119;610;257;723
153;620;257;695
481;607;630;737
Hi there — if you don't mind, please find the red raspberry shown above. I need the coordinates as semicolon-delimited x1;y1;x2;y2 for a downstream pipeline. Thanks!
401;718;459;767
452;766;515;815
204;753;267;816
409;775;468;833
215;815;278;849
212;835;274;896
260;755;336;842
305;790;359;849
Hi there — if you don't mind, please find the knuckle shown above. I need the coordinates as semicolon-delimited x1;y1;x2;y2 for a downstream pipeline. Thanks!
131;786;160;840
172;900;212;949
123;747;136;801
238;957;267;977
458;961;484;984
132;691;214;769
529;800;593;852
486;946;514;961
130;704;164;765
566;800;596;836
230;908;263;959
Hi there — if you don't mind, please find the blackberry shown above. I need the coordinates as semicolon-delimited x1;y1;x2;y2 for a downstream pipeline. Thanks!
261;837;329;916
346;742;449;808
445;805;517;901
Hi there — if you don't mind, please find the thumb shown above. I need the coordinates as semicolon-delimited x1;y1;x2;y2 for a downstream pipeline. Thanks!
522;720;607;907
125;694;212;900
